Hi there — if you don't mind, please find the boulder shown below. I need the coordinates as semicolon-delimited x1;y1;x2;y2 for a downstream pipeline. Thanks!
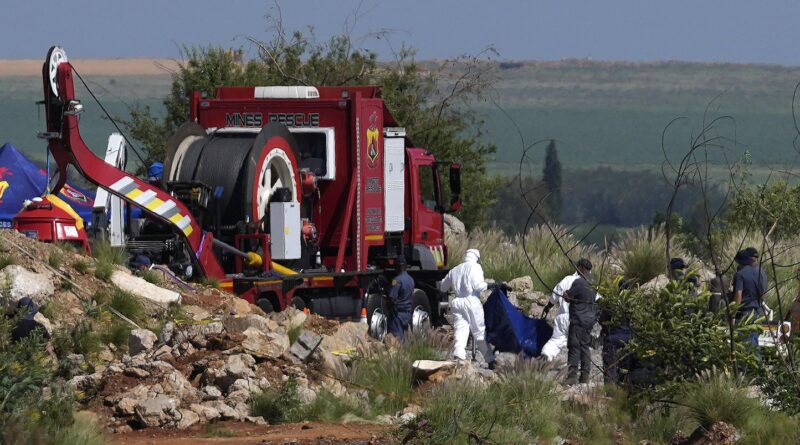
171;321;224;347
116;397;139;416
227;298;264;317
135;396;178;428
202;385;223;400
223;314;277;334
320;322;368;354
176;409;200;429
32;312;53;337
182;305;211;321
269;307;307;332
190;403;221;422
111;270;181;311
508;276;533;293
444;214;466;236
289;330;323;362
642;274;669;292
242;327;289;359
205;354;256;391
0;265;55;307
412;360;456;380
128;329;158;355
124;367;150;379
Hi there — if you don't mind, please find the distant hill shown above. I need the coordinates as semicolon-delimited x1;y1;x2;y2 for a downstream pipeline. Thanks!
3;58;800;176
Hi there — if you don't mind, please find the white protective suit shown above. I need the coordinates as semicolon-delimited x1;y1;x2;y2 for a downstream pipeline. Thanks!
540;272;580;361
439;249;495;362
540;271;602;361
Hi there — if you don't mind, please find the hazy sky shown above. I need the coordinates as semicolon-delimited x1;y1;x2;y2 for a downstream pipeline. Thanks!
3;0;800;64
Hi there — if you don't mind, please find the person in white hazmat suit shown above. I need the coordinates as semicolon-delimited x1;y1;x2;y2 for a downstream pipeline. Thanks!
439;248;496;369
540;258;595;361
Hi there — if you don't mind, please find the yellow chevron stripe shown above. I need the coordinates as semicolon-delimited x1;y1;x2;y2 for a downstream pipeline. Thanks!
126;189;143;200
183;226;193;236
145;197;165;212
169;213;183;224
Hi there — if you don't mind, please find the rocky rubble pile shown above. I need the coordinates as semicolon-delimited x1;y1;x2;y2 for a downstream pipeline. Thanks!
63;303;382;432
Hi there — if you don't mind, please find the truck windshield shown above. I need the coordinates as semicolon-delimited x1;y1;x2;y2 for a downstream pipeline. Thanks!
418;165;440;211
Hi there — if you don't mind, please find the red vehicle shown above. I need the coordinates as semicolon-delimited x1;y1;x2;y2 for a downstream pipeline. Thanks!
37;46;460;337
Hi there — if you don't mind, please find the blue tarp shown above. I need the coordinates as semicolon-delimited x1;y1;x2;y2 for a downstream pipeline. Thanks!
0;143;95;228
484;288;553;358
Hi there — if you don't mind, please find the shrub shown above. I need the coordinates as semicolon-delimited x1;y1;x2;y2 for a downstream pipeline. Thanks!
249;375;304;424
345;349;415;414
0;254;15;270
48;250;65;269
402;328;449;362
141;269;162;285
72;259;90;275
52;322;102;358
52;412;105;445
303;390;373;422
612;226;670;285
92;240;126;265
287;323;303;345
680;369;758;429
94;261;114;281
100;320;132;348
110;288;144;323
410;365;562;444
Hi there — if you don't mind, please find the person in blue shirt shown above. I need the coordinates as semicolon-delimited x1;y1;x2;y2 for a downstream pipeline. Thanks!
387;255;414;340
733;247;768;350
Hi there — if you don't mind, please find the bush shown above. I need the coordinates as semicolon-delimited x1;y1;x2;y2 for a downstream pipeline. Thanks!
94;261;114;281
92;240;126;265
303;390;373;422
0;253;15;270
287;323;303;345
681;370;759;429
140;269;162;285
346;349;415;414
52;412;105;445
402;328;449;362
612;226;671;285
48;250;64;269
72;259;90;275
249;375;304;424
410;365;561;444
52;322;102;358
109;288;144;323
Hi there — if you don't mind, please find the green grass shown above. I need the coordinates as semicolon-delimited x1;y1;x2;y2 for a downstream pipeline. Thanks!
287;324;303;345
140;269;162;285
203;423;239;437
93;261;114;281
72;259;90;275
48;250;64;269
201;277;221;289
52;413;105;445
0;254;16;270
109;288;145;322
612;226;674;285
92;240;127;266
249;375;305;424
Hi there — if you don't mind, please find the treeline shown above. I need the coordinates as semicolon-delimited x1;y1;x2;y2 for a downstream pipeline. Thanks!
490;166;723;237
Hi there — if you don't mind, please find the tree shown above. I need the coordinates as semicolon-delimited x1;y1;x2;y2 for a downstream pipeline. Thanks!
542;140;562;222
122;25;498;228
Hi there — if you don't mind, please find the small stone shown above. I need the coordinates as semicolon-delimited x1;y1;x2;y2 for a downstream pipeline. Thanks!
223;314;277;334
124;367;151;379
202;385;223;400
508;276;533;293
116;397;138;416
128;329;158;355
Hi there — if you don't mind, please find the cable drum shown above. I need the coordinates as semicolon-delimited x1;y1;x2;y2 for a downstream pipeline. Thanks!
165;123;303;230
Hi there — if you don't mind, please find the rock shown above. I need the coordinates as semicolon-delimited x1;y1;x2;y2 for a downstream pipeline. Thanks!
506;292;519;308
124;367;151;379
508;276;533;293
223;314;277;334
182;304;211;321
114;425;133;434
398;412;417;423
642;274;670;292
0;265;55;307
128;329;158;355
202;385;223;400
245;416;268;425
68;372;103;391
172;321;224;347
159;322;174;344
444;213;466;236
160;370;199;402
320;322;368;354
269;307;307;332
151;345;173;360
135;396;178;428
226;389;250;404
289;330;323;362
672;421;740;445
116;397;138;416
111;270;181;310
32;312;53;336
210;401;240;420
205;354;256;391
242;327;289;359
190;403;220;422
176;409;200;429
227;298;264;317
98;348;115;363
412;360;456;380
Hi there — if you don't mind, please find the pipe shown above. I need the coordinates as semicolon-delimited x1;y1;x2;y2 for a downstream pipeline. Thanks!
211;238;297;275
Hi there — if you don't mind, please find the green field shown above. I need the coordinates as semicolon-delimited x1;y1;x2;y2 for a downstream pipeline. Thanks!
3;59;800;174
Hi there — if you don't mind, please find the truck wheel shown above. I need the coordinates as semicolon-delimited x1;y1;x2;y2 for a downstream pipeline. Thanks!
411;289;432;332
256;298;275;314
366;293;388;340
291;296;306;311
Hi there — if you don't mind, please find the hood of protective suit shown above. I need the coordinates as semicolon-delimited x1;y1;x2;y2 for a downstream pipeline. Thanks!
464;249;480;263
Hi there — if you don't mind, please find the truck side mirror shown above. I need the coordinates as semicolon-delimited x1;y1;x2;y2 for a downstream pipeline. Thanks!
449;163;461;212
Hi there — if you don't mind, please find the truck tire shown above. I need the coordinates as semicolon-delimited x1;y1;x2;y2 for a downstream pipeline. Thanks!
256;297;275;314
366;293;388;340
291;296;306;311
411;289;432;332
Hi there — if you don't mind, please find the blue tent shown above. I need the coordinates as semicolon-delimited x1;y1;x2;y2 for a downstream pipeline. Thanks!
0;143;95;228
484;289;553;358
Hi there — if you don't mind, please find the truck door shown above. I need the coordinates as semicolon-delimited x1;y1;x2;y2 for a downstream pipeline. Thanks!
407;149;445;268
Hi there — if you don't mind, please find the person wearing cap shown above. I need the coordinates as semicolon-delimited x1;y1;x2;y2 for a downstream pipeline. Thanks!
541;258;595;361
386;255;414;340
564;265;599;385
733;247;768;349
147;162;164;186
439;248;496;369
669;257;698;289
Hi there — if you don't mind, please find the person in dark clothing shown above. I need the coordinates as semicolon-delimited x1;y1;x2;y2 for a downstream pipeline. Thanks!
670;257;699;289
10;297;50;342
708;269;731;313
387;255;414;341
565;273;597;385
733;247;767;350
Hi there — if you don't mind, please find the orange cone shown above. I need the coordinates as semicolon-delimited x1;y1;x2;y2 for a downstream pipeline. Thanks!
304;307;310;315
360;307;368;324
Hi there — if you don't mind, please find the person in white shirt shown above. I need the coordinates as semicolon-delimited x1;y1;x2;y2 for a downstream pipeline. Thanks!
439;248;496;369
540;258;595;361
